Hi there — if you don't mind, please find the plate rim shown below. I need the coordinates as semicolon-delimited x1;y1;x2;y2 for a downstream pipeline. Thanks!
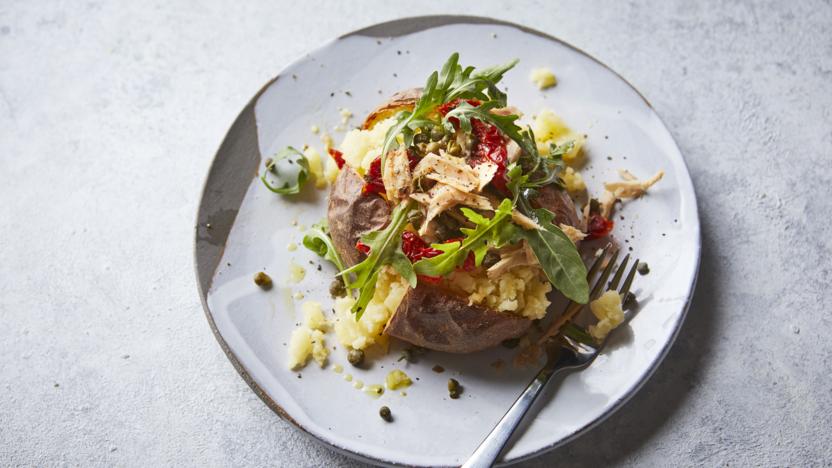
193;14;701;467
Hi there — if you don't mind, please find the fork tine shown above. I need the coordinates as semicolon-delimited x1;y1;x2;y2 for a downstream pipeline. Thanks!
584;243;612;282
608;254;630;291
619;258;639;297
589;248;619;299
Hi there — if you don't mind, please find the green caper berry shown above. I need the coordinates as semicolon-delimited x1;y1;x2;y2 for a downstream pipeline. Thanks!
623;291;638;310
329;279;346;298
379;406;392;422
447;378;462;399
414;132;429;144
447;142;461;156
347;348;365;367
430;127;445;141
425;141;441;154
253;272;272;289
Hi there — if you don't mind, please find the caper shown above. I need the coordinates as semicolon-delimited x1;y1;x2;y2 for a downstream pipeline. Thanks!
448;378;462;399
447;142;461;156
379;406;392;422
425;141;441;154
430;127;445;141
347;348;365;367
414;132;429;144
637;262;650;275
264;158;276;173
623;291;638;310
329;279;346;298
253;271;272;290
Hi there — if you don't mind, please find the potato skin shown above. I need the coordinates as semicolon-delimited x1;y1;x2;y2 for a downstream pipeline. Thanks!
327;168;390;267
384;285;533;353
361;88;421;130
533;185;581;228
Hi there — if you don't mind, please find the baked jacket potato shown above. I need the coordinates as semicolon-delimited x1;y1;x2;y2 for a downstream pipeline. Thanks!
327;90;581;353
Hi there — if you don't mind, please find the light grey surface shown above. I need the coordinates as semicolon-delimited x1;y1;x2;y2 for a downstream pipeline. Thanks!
0;0;830;466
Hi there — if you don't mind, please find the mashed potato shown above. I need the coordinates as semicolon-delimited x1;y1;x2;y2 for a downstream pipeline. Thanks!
333;267;409;350
338;117;397;174
588;290;625;340
447;266;552;320
561;166;586;194
530;67;557;89
287;301;330;369
532;109;585;165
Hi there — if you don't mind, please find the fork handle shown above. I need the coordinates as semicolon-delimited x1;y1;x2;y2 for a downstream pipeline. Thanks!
461;367;558;468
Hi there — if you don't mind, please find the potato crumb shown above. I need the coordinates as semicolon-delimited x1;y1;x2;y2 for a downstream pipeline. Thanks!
287;242;298;252
288;260;306;283
310;125;320;134
588;290;625;340
385;370;412;390
339;108;353;124
562;167;586;194
302;301;328;331
530;67;558;89
293;291;305;300
532;110;585;165
303;146;327;189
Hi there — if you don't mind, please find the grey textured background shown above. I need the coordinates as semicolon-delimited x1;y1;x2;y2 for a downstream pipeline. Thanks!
1;1;830;466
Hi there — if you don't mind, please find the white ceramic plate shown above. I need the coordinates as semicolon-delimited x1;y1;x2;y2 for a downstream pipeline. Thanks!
195;16;700;467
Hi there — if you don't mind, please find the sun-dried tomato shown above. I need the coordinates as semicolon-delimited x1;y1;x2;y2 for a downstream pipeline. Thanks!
355;240;371;254
327;148;346;169
362;156;385;196
401;231;442;262
471;119;509;194
586;214;615;240
417;274;442;285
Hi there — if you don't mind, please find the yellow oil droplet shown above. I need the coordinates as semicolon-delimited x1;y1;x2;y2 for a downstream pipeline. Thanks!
353;380;364;390
363;384;384;398
332;364;343;374
344;374;353;382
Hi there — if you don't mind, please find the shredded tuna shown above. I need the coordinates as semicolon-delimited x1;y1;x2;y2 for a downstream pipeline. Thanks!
410;183;492;236
605;170;664;199
599;190;617;219
487;243;537;278
506;140;522;164
511;210;542;230
559;224;587;245
412;152;480;193
382;148;413;202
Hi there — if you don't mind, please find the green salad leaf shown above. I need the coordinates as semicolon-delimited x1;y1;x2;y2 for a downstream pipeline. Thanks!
340;200;415;319
260;146;309;195
413;199;516;277
302;221;348;288
516;207;589;304
379;53;518;168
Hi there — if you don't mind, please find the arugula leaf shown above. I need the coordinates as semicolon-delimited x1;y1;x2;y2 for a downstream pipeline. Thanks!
302;221;348;286
340;200;415;318
379;53;518;168
413;199;515;277
516;207;589;304
260;146;309;195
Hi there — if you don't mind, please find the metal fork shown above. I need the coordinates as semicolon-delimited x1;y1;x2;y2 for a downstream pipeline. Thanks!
462;244;639;468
